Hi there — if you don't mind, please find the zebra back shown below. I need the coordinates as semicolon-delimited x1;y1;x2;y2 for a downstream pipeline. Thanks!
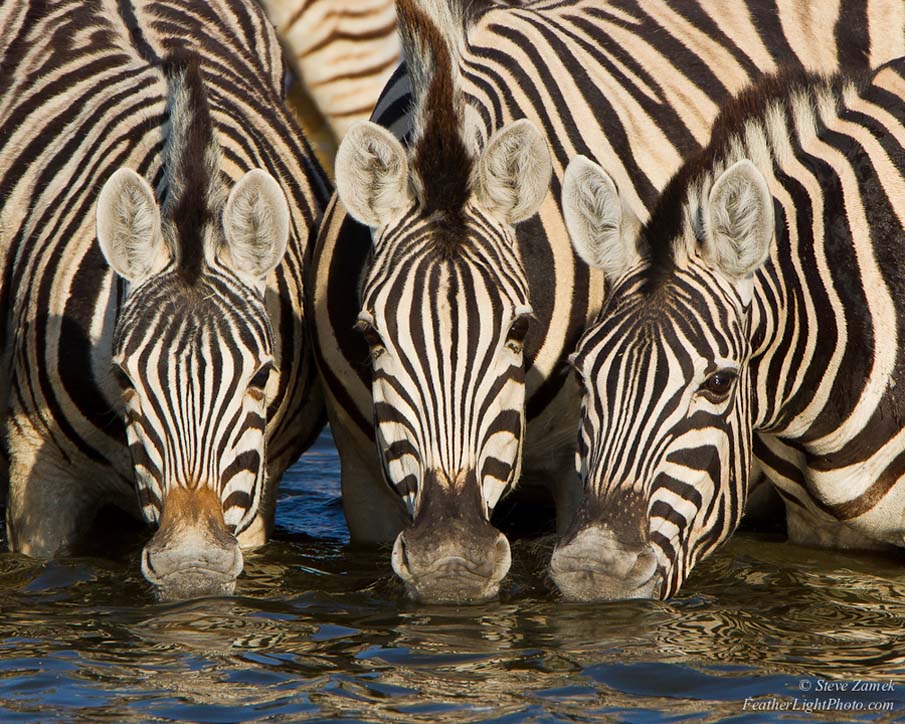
258;0;401;145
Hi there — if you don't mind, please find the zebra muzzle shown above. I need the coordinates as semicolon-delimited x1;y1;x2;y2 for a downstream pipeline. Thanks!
142;538;244;601
385;466;515;603
391;529;511;604
388;468;512;603
141;486;245;600
550;525;662;602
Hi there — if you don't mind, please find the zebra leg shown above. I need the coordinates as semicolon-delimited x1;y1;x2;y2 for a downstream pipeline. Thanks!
755;434;886;550
0;343;9;508
741;458;785;530
331;417;409;543
520;387;583;535
235;487;272;550
235;462;286;549
6;425;102;556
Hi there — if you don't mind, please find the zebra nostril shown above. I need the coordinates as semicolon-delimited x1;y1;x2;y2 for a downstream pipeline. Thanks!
140;545;161;585
491;533;512;583
390;532;414;584
631;546;659;584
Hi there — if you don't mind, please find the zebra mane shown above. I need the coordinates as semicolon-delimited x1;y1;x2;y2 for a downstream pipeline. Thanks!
640;66;857;290
161;50;223;285
397;0;475;240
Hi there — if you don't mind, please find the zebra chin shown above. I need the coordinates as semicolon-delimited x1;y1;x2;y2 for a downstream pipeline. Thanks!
549;526;663;602
140;486;245;601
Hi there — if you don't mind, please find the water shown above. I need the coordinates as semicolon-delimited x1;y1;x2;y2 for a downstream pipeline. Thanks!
1;430;903;723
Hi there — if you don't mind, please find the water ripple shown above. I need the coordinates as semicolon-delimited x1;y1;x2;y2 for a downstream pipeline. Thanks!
1;431;903;721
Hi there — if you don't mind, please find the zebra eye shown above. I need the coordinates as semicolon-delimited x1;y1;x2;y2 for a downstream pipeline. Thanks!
505;315;531;353
701;369;737;401
354;319;385;357
113;365;137;407
113;365;133;391
249;363;272;392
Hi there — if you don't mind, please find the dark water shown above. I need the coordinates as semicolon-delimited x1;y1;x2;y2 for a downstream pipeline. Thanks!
1;430;903;723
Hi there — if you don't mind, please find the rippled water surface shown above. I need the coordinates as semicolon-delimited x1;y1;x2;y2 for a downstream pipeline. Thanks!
1;430;904;722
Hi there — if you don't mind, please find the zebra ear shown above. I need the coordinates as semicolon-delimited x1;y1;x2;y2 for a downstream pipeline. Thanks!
476;119;552;224
96;168;167;283
562;155;640;279
335;121;411;229
703;159;774;280
221;169;290;286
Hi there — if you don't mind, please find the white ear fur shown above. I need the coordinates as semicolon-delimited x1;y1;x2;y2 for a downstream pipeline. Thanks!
562;155;640;279
335;121;411;228
476;119;552;224
96;168;167;283
222;169;290;284
704;159;774;280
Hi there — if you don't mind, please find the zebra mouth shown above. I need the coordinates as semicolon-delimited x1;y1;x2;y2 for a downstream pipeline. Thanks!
399;565;505;604
551;559;663;602
408;555;498;579
148;570;239;600
141;544;244;600
391;534;511;603
549;527;663;601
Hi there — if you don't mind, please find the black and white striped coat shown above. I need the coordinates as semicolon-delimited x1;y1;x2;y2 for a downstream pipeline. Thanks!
257;0;400;142
311;0;905;601
556;59;905;599
0;0;329;598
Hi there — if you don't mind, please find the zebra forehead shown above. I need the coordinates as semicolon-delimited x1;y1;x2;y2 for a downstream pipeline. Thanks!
366;245;526;312
114;274;272;355
584;279;744;360
373;206;527;290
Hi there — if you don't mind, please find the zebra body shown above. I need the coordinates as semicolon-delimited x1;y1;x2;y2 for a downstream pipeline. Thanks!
0;0;328;598
557;58;905;599
312;0;905;602
258;0;400;143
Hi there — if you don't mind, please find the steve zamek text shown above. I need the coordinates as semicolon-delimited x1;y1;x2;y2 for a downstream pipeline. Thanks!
812;680;895;692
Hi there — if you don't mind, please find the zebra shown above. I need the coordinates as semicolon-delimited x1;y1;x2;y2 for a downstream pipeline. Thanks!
554;57;905;600
257;0;400;144
0;0;329;599
312;0;905;603
330;0;551;603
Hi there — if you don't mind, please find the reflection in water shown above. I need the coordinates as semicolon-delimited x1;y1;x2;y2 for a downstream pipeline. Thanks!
1;430;904;722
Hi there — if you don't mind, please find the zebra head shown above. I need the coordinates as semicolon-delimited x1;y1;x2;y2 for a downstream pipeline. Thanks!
551;155;774;600
95;57;290;600
333;0;551;602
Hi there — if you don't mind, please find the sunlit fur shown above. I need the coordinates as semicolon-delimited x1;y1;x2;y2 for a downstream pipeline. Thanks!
567;59;905;598
257;0;400;141
0;0;328;588
364;203;531;516
312;1;905;570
